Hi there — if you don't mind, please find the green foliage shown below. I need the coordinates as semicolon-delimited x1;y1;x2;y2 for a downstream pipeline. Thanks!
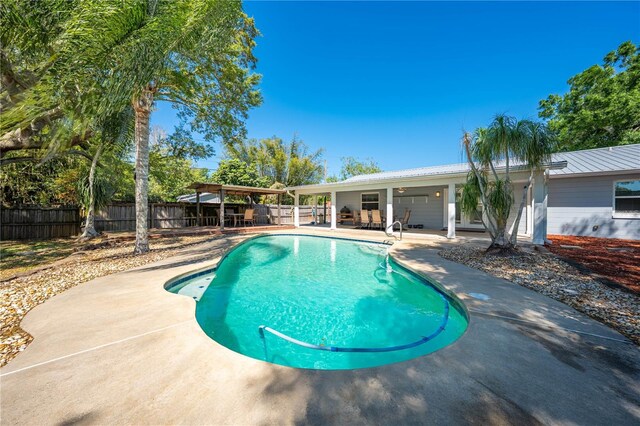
77;169;114;214
160;126;214;161
226;135;324;187
462;115;556;249
0;155;78;205
460;171;485;222
539;41;640;150
211;159;270;188
148;151;209;203
338;157;382;180
0;125;210;205
1;0;261;146
2;0;258;216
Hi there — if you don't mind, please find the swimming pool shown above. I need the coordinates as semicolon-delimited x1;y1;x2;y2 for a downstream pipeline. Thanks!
166;234;468;370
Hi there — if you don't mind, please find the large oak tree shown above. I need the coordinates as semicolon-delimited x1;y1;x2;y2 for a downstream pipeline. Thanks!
539;41;640;150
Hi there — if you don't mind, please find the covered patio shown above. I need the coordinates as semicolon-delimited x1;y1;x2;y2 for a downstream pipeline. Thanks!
185;182;288;230
287;163;563;244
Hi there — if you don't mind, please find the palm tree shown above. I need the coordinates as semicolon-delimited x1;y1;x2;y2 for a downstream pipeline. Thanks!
78;143;111;238
461;114;556;253
2;1;261;253
226;136;324;188
71;0;259;253
79;109;133;238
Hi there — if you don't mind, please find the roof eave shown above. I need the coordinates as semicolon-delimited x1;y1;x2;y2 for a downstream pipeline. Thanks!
287;161;567;191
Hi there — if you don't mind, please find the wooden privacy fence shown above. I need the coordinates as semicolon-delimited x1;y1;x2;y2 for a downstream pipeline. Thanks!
95;203;196;232
1;203;331;240
95;203;329;229
1;205;81;240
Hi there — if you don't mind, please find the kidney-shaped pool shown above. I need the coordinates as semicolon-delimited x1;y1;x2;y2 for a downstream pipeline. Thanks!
165;234;468;370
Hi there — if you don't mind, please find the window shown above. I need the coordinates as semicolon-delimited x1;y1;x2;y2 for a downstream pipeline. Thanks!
613;180;640;218
470;201;484;224
455;186;482;225
361;192;379;211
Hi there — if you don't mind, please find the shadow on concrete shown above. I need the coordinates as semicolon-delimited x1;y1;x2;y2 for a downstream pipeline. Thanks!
244;307;639;425
56;411;99;426
235;241;640;424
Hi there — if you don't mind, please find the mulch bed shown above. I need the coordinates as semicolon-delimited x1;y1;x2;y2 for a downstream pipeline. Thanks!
439;246;639;345
546;235;640;294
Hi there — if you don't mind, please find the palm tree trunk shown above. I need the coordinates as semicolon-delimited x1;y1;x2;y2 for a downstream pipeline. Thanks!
81;143;104;238
132;88;154;254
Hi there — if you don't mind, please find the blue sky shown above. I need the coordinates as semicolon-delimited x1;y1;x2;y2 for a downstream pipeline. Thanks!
152;1;640;177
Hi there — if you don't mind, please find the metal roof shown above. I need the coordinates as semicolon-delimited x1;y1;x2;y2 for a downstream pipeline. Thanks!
549;144;640;176
176;192;221;204
187;182;286;195
328;144;640;186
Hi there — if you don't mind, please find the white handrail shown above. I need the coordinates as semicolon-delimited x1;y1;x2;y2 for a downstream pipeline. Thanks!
385;221;403;241
258;293;449;354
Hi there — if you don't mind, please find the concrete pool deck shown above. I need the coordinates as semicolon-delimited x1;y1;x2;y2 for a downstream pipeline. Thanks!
1;229;638;425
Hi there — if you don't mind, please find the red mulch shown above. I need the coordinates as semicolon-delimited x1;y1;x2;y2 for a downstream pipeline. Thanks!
546;235;640;294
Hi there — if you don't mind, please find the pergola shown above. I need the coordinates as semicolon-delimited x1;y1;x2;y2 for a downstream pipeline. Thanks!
187;182;287;230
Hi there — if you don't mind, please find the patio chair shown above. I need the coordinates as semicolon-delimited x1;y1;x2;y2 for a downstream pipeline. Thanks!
223;208;236;226
399;208;411;230
219;208;231;226
360;210;370;229
371;210;383;230
353;210;361;227
242;208;255;226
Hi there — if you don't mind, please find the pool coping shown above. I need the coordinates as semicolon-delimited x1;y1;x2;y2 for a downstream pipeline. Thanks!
163;232;470;325
162;233;470;369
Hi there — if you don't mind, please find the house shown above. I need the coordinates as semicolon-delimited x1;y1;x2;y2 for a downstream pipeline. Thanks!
287;144;640;242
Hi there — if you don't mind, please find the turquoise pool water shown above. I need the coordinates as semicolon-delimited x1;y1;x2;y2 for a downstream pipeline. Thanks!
166;235;468;370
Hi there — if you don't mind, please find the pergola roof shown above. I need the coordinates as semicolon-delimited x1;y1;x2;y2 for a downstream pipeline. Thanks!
187;182;286;196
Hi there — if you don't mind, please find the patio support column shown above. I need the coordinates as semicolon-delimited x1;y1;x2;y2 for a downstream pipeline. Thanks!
294;192;300;228
532;170;548;245
314;195;318;224
196;191;201;226
277;194;281;225
386;187;393;230
447;183;456;239
219;189;225;231
527;184;533;236
330;190;337;230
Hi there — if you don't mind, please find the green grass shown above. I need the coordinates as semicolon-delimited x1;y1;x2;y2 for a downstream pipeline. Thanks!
0;239;80;280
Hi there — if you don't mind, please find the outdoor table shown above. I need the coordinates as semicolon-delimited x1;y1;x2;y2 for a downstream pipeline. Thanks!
227;213;245;227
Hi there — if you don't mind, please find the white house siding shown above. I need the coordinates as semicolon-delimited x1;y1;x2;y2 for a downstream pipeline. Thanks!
548;173;640;240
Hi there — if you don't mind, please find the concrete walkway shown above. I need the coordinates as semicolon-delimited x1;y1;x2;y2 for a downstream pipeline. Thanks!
1;229;638;425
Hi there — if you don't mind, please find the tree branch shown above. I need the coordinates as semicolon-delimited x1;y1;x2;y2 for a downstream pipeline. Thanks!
0;107;64;152
0;148;95;166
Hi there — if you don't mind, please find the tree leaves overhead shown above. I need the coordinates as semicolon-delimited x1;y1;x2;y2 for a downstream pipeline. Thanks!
338;157;382;181
1;0;261;153
211;158;270;188
539;41;640;150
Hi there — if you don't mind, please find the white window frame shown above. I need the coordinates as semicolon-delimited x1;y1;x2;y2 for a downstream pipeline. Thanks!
361;192;380;212
453;185;484;227
612;179;640;219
